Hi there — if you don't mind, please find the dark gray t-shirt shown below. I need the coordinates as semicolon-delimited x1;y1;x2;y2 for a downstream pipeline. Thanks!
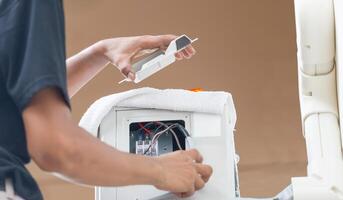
0;0;70;199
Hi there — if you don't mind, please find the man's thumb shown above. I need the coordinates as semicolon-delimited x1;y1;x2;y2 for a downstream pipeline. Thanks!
119;62;135;81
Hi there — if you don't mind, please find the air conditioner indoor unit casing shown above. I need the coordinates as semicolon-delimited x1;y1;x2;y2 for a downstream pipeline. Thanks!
95;105;239;200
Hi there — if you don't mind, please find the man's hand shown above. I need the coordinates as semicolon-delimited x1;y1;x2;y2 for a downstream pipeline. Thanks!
67;35;196;97
154;149;213;198
97;35;196;80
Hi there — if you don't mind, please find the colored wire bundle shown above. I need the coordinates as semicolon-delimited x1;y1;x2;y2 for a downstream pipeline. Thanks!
143;122;190;155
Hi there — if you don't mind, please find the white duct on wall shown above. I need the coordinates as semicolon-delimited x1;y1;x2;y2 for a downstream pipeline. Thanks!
292;0;343;199
294;0;335;75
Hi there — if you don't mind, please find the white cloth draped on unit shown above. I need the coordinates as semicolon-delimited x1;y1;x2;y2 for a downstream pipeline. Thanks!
79;87;236;138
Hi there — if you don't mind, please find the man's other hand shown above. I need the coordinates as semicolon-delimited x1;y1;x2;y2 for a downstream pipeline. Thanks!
95;35;196;80
154;149;213;198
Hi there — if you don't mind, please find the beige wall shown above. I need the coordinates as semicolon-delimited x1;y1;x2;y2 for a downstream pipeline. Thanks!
28;0;307;199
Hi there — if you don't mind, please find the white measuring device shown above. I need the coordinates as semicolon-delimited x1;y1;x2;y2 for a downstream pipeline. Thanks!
119;34;198;84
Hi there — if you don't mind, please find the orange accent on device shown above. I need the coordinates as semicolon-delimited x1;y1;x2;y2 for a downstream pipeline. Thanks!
190;88;204;92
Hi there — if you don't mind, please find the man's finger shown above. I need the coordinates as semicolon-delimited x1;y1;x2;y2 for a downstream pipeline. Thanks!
194;175;205;191
185;149;203;163
185;45;196;55
195;163;213;183
138;35;177;50
118;61;135;80
128;72;135;81
181;49;191;59
180;188;195;198
175;52;183;60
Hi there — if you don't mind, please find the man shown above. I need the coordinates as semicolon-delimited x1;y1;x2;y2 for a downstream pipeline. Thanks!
0;0;213;199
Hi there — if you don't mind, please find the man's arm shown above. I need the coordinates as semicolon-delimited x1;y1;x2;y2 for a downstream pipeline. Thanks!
23;88;212;197
66;35;195;97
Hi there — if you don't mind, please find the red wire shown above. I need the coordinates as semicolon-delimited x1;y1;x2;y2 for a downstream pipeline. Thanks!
139;123;152;135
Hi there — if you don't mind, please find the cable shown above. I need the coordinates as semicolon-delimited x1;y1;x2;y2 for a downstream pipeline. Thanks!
166;123;191;149
154;122;191;149
154;127;182;150
173;124;191;149
138;122;154;130
138;123;152;135
138;121;190;138
174;123;190;137
145;124;182;155
143;123;184;155
154;121;190;138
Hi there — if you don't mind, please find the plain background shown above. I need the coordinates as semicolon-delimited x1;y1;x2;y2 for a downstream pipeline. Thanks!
27;0;308;199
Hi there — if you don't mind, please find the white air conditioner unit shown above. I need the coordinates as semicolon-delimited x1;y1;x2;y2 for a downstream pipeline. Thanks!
89;92;238;200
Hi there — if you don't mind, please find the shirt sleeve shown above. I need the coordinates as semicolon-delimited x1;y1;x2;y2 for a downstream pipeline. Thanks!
0;0;70;112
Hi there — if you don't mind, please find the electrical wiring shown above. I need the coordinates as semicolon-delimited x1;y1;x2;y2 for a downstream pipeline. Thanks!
144;123;181;155
154;121;190;137
153;127;182;150
165;123;191;150
138;123;152;135
136;121;190;138
172;124;192;149
143;122;191;155
144;124;180;155
174;123;190;137
140;122;155;128
152;122;187;150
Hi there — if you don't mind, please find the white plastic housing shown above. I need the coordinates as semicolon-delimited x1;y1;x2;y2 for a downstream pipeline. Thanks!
335;0;343;144
293;0;343;199
96;107;238;200
294;0;335;75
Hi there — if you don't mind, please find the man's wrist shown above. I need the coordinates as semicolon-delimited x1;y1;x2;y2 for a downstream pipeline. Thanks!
148;157;165;188
88;40;110;66
130;155;165;187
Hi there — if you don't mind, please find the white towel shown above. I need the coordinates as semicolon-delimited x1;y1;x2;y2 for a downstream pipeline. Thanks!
79;87;236;137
